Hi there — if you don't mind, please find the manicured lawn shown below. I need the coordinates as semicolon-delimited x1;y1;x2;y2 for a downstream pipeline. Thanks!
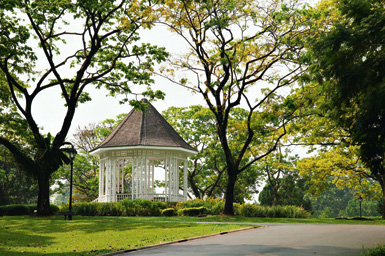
2;215;384;256
0;216;250;256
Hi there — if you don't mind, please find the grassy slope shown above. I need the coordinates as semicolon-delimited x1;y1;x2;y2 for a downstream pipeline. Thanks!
0;216;249;256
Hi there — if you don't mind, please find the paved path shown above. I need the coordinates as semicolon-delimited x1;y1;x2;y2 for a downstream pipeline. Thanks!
121;223;385;256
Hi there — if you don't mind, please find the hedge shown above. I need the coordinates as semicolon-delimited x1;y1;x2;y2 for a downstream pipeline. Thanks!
0;204;59;216
161;208;177;216
178;206;207;216
239;204;310;218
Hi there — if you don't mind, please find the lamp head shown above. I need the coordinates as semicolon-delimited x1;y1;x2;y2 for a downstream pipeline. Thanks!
68;146;77;161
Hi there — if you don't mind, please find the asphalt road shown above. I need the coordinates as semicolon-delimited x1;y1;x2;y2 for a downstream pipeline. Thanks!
121;223;385;256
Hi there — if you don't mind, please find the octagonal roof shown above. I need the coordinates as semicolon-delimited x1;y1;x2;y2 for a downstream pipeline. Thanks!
91;99;197;155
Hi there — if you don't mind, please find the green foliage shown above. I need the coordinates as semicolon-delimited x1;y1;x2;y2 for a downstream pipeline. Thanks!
0;204;29;216
239;204;310;218
0;147;38;205
176;198;222;211
59;199;167;217
157;0;313;215
163;106;263;202
362;244;385;256
25;204;59;215
178;206;208;216
118;199;163;216
161;208;177;216
304;0;385;218
211;201;225;215
310;180;381;218
0;0;168;215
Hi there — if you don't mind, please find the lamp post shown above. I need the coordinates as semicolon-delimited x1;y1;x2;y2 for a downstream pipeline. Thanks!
67;145;77;220
358;196;363;218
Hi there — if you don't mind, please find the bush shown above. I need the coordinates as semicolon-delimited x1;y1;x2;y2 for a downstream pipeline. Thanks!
25;204;59;215
239;204;310;218
0;204;30;216
57;199;165;217
211;201;225;215
118;199;162;216
363;244;385;256
161;208;177;216
178;206;207;216
176;198;221;214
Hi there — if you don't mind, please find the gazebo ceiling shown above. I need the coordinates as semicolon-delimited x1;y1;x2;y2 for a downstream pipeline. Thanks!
91;99;197;155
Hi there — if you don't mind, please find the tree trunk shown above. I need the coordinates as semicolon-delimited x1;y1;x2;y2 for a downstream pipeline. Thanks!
272;188;279;206
381;183;385;220
37;173;53;216
223;172;237;215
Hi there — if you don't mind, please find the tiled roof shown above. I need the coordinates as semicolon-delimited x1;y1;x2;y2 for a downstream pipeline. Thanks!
92;99;196;152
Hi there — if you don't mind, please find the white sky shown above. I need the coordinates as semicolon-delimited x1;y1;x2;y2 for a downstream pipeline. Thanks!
33;26;203;139
31;0;318;141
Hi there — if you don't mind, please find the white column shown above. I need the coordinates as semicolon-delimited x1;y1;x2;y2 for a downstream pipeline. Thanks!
106;158;111;202
164;156;168;201
121;160;125;193
116;159;120;194
144;152;148;200
111;155;116;202
183;160;188;201
168;155;172;201
98;161;103;201
131;156;136;200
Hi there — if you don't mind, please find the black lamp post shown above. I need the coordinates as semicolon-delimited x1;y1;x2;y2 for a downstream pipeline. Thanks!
358;196;363;218
67;145;77;220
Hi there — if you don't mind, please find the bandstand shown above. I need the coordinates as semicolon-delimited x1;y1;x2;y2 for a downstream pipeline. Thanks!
90;99;197;202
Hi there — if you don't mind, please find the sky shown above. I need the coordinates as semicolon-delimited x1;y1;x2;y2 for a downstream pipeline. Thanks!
32;25;203;139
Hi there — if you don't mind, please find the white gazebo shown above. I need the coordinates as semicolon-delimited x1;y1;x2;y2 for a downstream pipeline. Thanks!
90;99;197;202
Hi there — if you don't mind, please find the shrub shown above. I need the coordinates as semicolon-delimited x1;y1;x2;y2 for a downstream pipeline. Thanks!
161;208;177;216
239;204;310;218
25;204;59;215
0;204;30;216
211;201;225;215
363;244;385;256
176;198;222;214
50;204;60;214
118;199;162;216
178;206;207;216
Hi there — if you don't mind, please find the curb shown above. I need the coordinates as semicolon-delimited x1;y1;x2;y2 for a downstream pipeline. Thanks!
99;226;257;256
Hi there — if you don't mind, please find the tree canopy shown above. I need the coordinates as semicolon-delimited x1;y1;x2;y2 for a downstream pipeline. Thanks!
302;0;385;218
153;0;313;214
0;0;167;215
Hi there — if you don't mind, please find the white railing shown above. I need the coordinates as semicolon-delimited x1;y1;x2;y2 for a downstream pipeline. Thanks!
97;193;185;202
98;195;107;202
115;193;185;202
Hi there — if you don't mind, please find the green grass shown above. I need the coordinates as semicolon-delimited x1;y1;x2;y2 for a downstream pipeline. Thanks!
0;216;250;256
2;215;384;256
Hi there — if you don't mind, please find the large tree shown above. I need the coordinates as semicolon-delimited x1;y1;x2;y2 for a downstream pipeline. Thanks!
154;0;312;214
304;0;385;218
0;0;167;215
163;105;263;202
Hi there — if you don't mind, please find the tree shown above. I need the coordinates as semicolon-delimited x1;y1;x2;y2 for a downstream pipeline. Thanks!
54;115;127;203
0;146;38;205
154;0;312;214
304;0;385;218
163;105;263;202
258;147;312;211
0;0;167;215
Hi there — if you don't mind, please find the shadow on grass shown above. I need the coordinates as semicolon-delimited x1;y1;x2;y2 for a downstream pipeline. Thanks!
0;248;108;256
0;215;224;255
